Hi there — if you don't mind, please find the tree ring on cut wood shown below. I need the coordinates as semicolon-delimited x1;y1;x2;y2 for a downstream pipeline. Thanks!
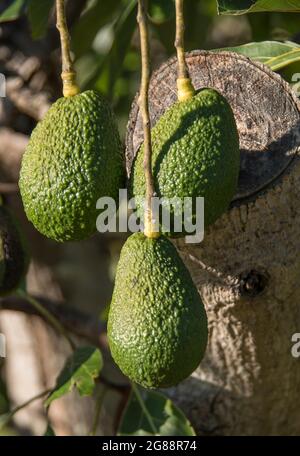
126;50;300;204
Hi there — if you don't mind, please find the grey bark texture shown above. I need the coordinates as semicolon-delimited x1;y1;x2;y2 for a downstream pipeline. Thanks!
126;51;300;436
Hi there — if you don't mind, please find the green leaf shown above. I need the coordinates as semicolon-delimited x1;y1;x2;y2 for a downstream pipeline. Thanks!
44;424;56;436
217;0;300;15
27;0;54;40
0;413;10;431
16;276;27;294
216;41;298;63
265;48;300;71
72;0;122;59
118;387;196;436
278;60;300;85
0;0;26;22
149;0;175;24
216;41;300;71
82;0;138;93
45;346;103;406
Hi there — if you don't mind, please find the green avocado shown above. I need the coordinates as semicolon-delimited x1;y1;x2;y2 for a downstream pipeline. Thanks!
19;90;125;242
0;206;28;295
107;232;208;388
129;88;240;236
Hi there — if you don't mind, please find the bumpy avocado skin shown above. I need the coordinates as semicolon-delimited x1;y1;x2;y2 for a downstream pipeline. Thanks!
0;207;29;295
129;89;240;235
107;232;208;388
19;90;125;242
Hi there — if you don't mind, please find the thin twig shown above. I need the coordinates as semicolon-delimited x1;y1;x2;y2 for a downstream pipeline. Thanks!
0;389;51;431
113;386;131;434
6;78;51;121
90;387;107;436
0;293;106;348
16;289;76;351
137;0;158;238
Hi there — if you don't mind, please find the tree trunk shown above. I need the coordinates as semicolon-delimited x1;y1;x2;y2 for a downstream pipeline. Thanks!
126;51;300;436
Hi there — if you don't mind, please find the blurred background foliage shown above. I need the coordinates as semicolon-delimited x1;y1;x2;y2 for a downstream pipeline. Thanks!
2;0;300;134
68;0;300;136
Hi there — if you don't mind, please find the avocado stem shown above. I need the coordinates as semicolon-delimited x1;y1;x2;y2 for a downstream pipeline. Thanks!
137;0;160;239
175;0;195;102
56;0;80;97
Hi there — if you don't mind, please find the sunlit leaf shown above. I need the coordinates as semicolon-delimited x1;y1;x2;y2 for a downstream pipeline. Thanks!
0;0;26;22
216;41;300;70
265;48;300;71
217;0;300;15
45;346;103;406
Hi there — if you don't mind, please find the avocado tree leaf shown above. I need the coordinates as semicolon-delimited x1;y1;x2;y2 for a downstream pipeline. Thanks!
217;0;300;15
0;0;26;22
0;412;10;431
82;0;138;93
278;59;300;87
216;41;300;71
45;346;103;406
265;48;300;71
72;0;122;59
27;0;54;40
149;0;175;24
44;423;56;436
118;387;196;436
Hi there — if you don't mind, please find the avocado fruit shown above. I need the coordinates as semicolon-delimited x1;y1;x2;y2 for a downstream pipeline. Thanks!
129;88;240;236
19;90;125;242
0;206;28;295
107;232;208;388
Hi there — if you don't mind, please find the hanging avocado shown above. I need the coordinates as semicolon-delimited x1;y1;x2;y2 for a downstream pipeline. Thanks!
19;90;125;242
129;88;240;236
108;232;208;388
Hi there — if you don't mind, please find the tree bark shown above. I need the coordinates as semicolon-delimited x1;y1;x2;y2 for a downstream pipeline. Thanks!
126;51;300;436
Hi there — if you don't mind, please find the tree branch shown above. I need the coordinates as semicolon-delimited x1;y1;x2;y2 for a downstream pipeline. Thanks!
0;294;107;348
0;183;19;194
6;77;51;121
17;289;76;351
0;128;27;183
0;295;131;397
